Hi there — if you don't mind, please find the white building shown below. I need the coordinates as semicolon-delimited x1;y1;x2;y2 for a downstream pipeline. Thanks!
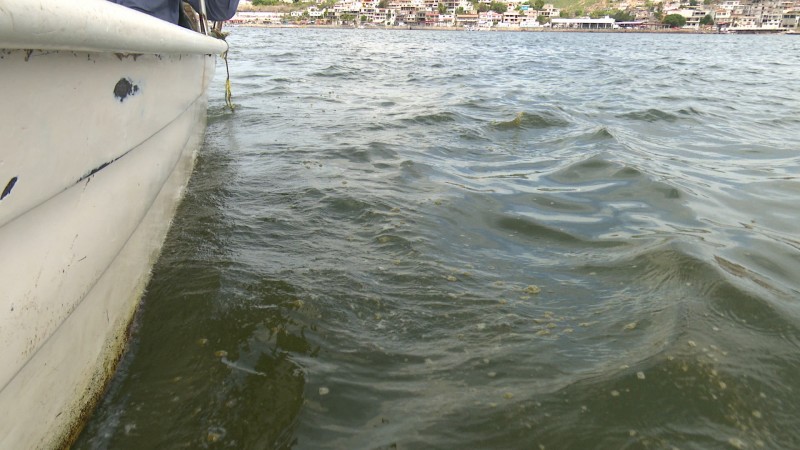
550;16;619;29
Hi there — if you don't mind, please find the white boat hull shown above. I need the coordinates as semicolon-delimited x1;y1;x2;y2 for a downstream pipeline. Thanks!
0;1;227;447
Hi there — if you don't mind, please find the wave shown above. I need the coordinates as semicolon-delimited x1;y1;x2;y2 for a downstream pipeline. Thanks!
491;111;571;130
401;111;460;125
618;108;683;123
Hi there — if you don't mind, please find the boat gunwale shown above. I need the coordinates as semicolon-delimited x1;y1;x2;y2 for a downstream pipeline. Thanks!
0;0;227;55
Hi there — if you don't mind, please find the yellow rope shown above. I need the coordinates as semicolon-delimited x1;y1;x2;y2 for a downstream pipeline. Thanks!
210;20;235;112
222;49;235;111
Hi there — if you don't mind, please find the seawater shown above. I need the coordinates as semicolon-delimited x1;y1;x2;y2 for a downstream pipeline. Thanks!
77;29;800;449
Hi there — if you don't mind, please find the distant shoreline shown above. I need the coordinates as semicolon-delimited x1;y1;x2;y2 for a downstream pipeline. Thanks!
228;23;729;34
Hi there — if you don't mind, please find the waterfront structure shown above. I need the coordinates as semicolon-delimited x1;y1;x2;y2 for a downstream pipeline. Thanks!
550;16;620;29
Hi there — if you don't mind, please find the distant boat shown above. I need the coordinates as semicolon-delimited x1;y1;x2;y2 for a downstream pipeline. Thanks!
0;0;227;447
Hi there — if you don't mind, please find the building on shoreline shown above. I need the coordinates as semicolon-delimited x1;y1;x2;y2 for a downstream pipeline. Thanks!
550;16;618;29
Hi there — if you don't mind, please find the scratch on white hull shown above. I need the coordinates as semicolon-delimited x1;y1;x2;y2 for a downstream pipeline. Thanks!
0;0;228;447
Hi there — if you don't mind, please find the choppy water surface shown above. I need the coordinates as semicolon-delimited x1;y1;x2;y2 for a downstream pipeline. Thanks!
77;29;800;449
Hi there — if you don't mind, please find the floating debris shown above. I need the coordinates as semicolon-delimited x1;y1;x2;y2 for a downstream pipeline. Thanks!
214;350;228;358
446;275;458;282
610;390;620;397
477;323;486;331
487;371;497;378
524;285;541;295
636;371;646;380
623;322;637;331
752;410;762;419
319;387;330;396
536;329;551;336
503;392;514;400
728;437;746;449
196;338;208;346
207;427;226;443
688;340;697;347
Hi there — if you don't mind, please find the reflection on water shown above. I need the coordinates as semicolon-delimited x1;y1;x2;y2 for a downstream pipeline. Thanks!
78;29;800;449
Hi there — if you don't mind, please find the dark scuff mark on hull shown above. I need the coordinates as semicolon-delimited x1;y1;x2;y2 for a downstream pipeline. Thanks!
85;162;111;179
1;176;18;200
114;78;139;102
77;155;124;184
114;53;142;61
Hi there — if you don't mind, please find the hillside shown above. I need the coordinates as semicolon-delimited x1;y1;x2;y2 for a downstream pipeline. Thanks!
548;0;608;12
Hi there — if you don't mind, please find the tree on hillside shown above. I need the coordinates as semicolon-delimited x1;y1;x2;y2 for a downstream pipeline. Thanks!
699;13;714;25
533;0;545;10
378;0;388;7
438;2;447;13
536;14;550;24
489;1;508;13
663;13;686;27
611;9;635;21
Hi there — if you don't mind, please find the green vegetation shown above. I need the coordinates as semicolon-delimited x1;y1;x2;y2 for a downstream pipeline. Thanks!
662;13;686;27
699;13;714;25
586;9;633;20
545;0;604;12
252;0;282;5
490;1;508;13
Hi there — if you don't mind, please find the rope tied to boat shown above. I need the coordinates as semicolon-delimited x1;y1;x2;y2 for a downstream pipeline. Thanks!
210;23;235;111
221;48;234;111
